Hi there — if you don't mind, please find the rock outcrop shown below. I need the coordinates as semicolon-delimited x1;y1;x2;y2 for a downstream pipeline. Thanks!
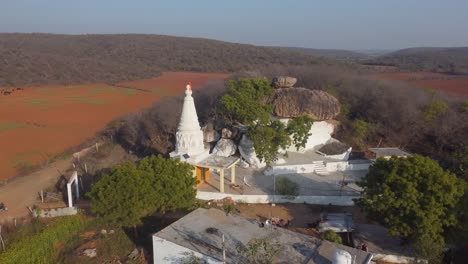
202;123;220;143
272;76;297;88
238;135;266;168
269;88;340;120
212;139;237;157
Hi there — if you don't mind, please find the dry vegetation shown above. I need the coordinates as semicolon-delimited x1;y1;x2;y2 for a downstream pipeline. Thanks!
0;33;342;87
365;47;468;74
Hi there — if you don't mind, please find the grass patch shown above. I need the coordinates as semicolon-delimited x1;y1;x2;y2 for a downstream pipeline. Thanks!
125;89;136;95
57;221;137;264
0;123;26;133
151;88;175;97
67;95;108;105
0;216;88;264
67;95;89;100
275;177;299;196
14;158;35;174
85;99;108;105
89;87;112;95
27;99;49;105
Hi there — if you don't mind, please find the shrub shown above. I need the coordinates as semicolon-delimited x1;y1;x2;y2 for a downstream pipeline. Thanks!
275;177;298;196
322;230;343;244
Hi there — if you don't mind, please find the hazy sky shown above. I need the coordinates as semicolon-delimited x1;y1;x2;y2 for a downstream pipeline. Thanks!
1;0;468;50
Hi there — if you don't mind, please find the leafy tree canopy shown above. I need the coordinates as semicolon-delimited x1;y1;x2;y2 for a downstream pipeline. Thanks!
219;78;314;165
356;155;466;243
219;78;273;125
87;155;196;227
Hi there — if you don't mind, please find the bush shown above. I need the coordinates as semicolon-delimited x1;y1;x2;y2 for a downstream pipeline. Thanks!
275;177;298;196
0;216;88;264
322;230;343;244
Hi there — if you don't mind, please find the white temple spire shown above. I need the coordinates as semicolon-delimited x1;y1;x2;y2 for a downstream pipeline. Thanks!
173;82;205;156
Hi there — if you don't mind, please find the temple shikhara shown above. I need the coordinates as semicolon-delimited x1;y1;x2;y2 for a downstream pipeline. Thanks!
170;83;239;192
170;83;208;162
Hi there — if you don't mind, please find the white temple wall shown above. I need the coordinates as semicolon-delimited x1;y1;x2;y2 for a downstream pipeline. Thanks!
325;161;372;172
274;119;334;153
196;192;356;206
264;164;316;176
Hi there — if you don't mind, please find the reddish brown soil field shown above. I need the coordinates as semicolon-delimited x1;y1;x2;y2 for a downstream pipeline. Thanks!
370;71;468;96
0;72;228;180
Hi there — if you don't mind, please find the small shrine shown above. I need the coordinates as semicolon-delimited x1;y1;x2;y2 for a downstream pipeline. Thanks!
170;83;239;192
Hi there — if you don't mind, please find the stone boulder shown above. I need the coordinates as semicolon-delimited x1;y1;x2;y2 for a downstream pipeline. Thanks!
221;127;242;141
202;123;220;143
212;139;237;157
269;88;340;120
272;76;297;88
83;248;97;258
238;135;266;168
221;128;233;139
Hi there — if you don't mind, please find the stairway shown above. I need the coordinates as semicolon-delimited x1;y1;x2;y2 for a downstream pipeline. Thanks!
312;161;329;175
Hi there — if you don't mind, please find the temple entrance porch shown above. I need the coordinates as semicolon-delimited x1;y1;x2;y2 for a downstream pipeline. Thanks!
191;156;240;193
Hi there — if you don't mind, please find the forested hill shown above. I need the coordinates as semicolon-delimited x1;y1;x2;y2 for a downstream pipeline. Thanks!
365;47;468;74
279;47;369;60
0;33;344;86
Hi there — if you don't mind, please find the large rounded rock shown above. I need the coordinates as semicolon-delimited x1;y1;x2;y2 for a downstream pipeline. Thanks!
269;88;340;120
272;76;297;88
212;139;237;157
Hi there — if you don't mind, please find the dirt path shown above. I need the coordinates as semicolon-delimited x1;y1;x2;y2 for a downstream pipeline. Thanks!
0;157;73;223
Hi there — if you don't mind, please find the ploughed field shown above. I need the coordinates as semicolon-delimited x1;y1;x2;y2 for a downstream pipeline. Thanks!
0;72;228;180
370;71;468;96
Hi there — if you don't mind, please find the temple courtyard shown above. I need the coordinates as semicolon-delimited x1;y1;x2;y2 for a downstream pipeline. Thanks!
197;166;366;197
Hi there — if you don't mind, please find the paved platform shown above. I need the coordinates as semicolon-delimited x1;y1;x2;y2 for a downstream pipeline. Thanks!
197;165;365;196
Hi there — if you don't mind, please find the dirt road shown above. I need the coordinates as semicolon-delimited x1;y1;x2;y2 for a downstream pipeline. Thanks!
0;157;73;223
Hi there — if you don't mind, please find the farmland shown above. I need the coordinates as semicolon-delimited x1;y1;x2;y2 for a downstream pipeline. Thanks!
0;72;228;181
370;71;468;96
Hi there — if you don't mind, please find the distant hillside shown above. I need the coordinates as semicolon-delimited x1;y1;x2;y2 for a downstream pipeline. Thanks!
0;33;342;86
280;47;369;60
365;47;468;74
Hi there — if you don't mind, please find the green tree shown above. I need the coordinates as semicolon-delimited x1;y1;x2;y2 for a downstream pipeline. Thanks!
219;78;273;125
137;155;197;213
356;155;465;243
247;120;291;165
219;78;314;166
87;162;154;227
423;100;448;122
286;115;314;150
352;118;371;139
87;155;197;227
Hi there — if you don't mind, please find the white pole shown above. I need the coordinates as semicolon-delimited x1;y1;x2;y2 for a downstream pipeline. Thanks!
67;183;73;208
222;233;226;264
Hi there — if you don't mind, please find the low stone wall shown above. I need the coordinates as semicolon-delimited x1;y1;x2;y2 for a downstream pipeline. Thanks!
33;206;78;218
325;160;372;172
196;191;357;206
264;163;316;176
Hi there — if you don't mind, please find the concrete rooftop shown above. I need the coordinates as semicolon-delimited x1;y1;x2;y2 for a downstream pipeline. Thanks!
154;208;373;264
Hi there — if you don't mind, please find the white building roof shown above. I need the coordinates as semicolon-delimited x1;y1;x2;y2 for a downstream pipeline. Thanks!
153;208;373;264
